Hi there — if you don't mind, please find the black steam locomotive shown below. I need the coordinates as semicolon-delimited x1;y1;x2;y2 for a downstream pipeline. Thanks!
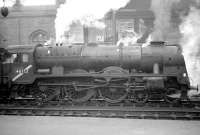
0;41;194;104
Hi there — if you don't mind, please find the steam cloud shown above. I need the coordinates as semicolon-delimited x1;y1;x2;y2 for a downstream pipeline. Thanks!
150;0;180;41
55;0;130;42
180;7;200;86
150;0;200;86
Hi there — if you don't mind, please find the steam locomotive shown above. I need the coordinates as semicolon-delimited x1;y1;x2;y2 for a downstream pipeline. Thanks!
0;41;194;104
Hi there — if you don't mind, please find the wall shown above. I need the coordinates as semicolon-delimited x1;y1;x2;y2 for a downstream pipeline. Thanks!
0;2;57;47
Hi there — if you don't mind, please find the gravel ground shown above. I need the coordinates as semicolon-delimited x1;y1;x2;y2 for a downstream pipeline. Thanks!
0;116;200;135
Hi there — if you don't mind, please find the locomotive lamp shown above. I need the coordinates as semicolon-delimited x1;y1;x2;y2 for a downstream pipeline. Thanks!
1;0;9;17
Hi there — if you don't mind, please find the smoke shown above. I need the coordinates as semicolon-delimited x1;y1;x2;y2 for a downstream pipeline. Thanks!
150;0;200;86
55;0;130;42
150;0;180;41
180;7;200;86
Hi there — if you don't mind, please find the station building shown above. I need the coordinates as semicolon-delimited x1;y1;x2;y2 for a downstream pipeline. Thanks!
0;0;191;47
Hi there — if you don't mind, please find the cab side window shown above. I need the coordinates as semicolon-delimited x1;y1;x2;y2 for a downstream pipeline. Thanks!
14;53;21;63
22;54;29;63
3;54;16;64
13;53;29;63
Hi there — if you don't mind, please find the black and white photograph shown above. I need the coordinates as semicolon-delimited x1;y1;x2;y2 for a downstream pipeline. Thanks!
0;0;200;135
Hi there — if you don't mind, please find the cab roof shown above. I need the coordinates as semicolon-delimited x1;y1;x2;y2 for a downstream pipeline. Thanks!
6;45;35;53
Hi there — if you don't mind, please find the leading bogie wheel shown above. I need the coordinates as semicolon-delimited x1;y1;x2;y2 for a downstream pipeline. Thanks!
164;88;181;104
132;90;149;104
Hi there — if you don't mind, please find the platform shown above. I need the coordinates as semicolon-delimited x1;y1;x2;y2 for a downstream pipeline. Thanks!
0;116;200;135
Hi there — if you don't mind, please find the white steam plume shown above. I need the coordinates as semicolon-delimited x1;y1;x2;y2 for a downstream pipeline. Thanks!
55;0;130;42
180;7;200;86
150;0;180;41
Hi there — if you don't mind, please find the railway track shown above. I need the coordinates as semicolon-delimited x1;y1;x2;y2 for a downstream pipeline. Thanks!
0;100;200;120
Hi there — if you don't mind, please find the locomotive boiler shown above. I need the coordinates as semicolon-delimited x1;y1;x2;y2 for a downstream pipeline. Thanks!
0;41;193;104
35;42;186;76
